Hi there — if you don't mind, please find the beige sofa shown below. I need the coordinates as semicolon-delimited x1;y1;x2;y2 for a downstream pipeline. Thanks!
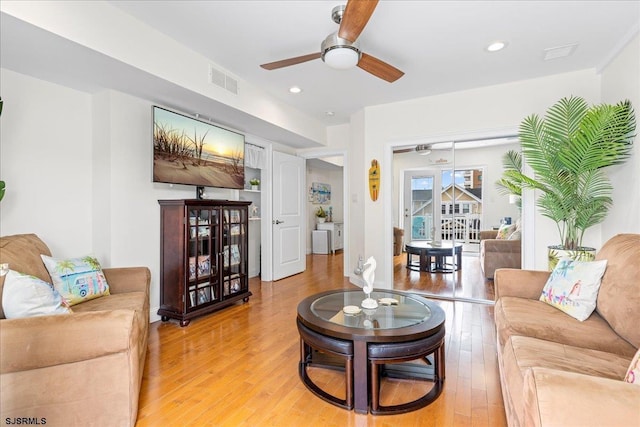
494;233;640;426
0;234;150;427
480;229;521;279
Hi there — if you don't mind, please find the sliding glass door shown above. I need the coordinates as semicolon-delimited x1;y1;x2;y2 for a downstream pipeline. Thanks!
394;137;521;304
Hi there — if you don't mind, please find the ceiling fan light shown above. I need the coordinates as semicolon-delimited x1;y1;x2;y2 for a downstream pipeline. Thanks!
415;144;432;155
324;46;360;69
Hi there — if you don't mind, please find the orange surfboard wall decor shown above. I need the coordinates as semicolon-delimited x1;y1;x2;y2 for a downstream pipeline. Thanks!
369;159;380;201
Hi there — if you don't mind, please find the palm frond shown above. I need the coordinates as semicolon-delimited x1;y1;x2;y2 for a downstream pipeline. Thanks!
507;96;635;248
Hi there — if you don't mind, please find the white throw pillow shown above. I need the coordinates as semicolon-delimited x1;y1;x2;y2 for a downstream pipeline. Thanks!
539;258;607;321
41;255;110;306
2;270;72;318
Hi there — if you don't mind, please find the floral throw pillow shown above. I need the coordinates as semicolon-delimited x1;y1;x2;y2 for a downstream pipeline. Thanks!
496;223;516;240
2;270;72;318
624;349;640;385
41;255;110;306
539;258;607;321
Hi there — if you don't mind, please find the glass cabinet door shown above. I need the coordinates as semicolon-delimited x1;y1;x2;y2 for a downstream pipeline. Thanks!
187;208;219;310
222;207;248;298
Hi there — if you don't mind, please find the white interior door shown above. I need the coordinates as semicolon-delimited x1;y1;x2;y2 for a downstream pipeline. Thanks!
272;151;305;280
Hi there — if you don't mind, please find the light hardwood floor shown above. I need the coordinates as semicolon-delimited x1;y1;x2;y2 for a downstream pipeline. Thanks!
136;253;507;426
394;251;496;301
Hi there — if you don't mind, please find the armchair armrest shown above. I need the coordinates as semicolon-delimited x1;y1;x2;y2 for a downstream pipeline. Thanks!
482;238;521;253
523;367;640;427
494;268;550;300
479;230;499;240
103;266;150;295
0;310;136;374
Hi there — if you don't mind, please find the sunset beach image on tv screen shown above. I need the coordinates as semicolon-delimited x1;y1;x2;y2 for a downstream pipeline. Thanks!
153;106;245;189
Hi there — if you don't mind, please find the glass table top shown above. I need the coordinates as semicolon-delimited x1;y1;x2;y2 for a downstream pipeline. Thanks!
310;290;431;330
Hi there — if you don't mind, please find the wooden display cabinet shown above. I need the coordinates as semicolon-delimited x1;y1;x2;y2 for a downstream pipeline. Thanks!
158;199;252;326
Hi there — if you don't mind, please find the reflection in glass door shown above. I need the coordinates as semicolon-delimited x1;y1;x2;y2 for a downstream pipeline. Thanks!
403;171;442;241
394;136;520;305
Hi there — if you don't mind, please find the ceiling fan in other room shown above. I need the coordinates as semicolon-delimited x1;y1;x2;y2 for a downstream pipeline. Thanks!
260;0;404;83
393;144;450;155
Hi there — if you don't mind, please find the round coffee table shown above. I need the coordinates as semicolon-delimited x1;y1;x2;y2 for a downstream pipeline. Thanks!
297;289;446;414
405;240;463;272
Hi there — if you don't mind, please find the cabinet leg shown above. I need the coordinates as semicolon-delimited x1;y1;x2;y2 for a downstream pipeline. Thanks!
180;319;191;327
161;315;170;322
243;296;250;303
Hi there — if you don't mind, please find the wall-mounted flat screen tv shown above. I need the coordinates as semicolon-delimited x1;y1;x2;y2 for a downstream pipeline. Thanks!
153;106;245;190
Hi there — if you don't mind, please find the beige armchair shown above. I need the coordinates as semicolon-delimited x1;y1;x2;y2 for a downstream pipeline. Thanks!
479;229;521;279
393;227;404;256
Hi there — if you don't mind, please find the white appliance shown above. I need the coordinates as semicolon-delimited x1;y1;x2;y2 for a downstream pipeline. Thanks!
316;222;344;254
312;230;331;255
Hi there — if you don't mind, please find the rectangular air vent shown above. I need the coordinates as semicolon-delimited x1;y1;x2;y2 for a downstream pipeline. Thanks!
209;65;238;94
543;43;578;61
209;65;226;88
225;75;238;94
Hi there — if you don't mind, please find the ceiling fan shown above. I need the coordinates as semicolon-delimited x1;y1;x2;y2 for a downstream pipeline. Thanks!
260;0;404;83
394;144;450;155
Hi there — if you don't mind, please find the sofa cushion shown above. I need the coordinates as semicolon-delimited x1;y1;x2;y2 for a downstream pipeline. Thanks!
595;234;640;349
502;335;631;425
2;270;72;319
0;234;53;319
495;296;637;357
73;292;149;364
625;348;640;385
41;255;110;306
539;258;607;321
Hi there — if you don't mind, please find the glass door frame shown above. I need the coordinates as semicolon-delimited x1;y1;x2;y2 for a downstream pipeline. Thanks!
390;132;521;305
403;170;443;242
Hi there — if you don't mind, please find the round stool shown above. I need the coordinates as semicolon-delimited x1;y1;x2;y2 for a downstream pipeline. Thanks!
368;327;446;414
297;319;354;409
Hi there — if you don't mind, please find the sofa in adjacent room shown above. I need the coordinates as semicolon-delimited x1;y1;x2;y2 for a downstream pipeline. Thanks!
0;234;150;427
479;223;521;279
393;227;404;256
493;233;640;426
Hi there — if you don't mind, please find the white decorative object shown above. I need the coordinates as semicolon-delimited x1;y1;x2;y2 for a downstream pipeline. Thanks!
361;256;378;309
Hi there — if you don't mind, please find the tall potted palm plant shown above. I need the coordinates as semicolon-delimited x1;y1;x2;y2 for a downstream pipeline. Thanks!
496;149;522;209
504;96;635;268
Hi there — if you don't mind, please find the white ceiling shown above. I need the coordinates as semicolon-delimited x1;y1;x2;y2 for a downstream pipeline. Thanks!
2;1;639;148
108;0;640;124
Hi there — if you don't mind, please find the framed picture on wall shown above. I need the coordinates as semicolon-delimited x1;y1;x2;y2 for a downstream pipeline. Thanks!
311;182;331;204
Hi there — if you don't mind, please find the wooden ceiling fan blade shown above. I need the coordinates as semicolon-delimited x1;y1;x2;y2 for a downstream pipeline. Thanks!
393;147;415;154
260;52;321;70
357;53;404;83
338;0;379;43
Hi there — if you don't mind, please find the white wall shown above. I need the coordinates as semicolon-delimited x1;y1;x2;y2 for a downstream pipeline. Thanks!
0;69;93;255
600;34;640;238
1;1;326;146
354;70;602;288
0;69;239;322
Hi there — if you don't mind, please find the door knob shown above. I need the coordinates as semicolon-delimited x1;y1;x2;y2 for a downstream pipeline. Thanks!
273;219;284;224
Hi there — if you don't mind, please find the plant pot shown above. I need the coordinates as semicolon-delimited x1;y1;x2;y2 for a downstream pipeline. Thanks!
548;245;596;270
251;185;259;191
317;217;326;224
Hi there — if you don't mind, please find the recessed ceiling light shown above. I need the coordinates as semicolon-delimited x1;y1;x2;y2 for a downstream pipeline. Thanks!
486;41;507;52
289;86;302;94
325;111;335;116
